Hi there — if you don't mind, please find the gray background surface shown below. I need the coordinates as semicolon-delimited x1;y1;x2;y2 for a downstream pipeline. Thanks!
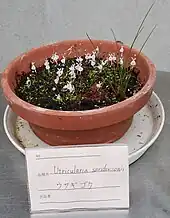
0;0;169;72
0;0;170;217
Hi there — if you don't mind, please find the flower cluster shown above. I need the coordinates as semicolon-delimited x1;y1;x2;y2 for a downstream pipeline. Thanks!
18;42;141;111
29;45;137;95
15;42;141;111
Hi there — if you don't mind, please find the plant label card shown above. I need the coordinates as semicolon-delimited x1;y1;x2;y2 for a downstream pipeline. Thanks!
25;144;129;213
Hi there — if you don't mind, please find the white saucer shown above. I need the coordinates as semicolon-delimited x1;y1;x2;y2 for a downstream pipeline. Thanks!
3;92;165;165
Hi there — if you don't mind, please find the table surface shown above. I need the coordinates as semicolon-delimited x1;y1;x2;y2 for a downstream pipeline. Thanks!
0;71;170;218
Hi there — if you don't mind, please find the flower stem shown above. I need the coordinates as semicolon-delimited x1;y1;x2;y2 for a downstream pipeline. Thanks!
125;1;156;66
137;24;157;57
86;33;96;50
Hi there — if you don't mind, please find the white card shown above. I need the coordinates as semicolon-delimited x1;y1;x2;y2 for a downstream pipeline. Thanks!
25;144;129;213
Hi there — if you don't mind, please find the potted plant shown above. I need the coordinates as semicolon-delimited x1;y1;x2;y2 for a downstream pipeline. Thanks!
1;4;156;146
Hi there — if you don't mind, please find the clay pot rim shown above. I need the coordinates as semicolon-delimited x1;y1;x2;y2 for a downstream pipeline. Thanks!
1;39;156;117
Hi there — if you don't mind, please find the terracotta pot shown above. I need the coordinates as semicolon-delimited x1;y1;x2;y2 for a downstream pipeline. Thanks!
1;40;156;146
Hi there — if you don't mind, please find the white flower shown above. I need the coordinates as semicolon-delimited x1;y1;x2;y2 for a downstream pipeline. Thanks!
56;94;61;100
97;64;103;70
90;60;96;66
51;53;59;62
62;82;75;93
26;77;31;87
91;52;96;61
96;82;102;89
31;62;36;72
44;59;50;70
85;51;95;62
56;68;64;77
108;53;116;62
130;57;136;67
54;77;59;84
85;53;91;60
75;64;83;72
119;57;124;65
52;87;56;91
101;60;108;66
69;64;76;79
76;57;83;62
120;46;124;53
61;57;66;64
69;64;75;72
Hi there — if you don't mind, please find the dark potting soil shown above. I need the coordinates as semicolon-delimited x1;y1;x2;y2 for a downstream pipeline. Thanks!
15;55;142;111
